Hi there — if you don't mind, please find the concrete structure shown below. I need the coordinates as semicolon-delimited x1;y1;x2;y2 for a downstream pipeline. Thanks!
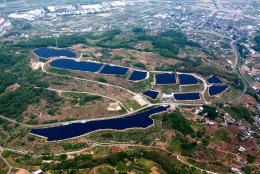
107;102;122;111
238;146;245;152
161;93;174;103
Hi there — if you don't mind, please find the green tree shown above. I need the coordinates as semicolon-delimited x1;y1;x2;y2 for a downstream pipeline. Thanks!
162;111;196;137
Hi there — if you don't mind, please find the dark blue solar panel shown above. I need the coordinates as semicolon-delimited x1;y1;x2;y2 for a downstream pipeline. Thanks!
174;92;200;101
100;65;129;76
155;73;176;85
207;75;223;84
34;47;76;58
128;70;147;81
209;85;228;96
49;59;103;72
143;90;159;100
179;74;199;85
30;105;169;141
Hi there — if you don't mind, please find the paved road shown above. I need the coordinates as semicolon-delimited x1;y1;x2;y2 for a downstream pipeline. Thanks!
0;58;212;129
231;40;259;96
187;72;209;104
196;30;259;99
42;59;139;96
0;41;248;173
0;101;205;131
230;40;238;69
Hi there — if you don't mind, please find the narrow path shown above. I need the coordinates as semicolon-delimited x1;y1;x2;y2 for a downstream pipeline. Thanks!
45;87;130;113
230;40;259;98
0;63;209;129
0;105;151;129
44;60;211;106
89;142;219;174
42;61;139;97
186;72;209;104
94;165;117;173
0;115;34;128
230;40;238;70
0;147;13;174
42;60;153;110
0;100;205;130
195;30;256;101
176;155;218;174
0;142;218;174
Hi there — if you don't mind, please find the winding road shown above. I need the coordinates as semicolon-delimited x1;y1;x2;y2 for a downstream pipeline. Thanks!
0;41;250;173
196;30;259;100
0;142;219;174
0;55;223;130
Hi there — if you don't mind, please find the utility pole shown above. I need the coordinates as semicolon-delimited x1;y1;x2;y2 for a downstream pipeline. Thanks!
54;32;61;48
55;35;58;48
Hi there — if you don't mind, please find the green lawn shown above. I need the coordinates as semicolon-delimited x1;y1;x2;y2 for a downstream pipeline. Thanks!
96;166;115;174
116;162;129;172
138;157;155;169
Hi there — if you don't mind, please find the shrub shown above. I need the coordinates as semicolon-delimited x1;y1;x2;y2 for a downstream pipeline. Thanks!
162;111;196;137
1;150;11;158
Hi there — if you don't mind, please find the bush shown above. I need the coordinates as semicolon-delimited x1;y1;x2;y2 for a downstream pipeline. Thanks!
0;87;63;119
201;105;218;120
108;152;128;166
252;35;260;51
61;143;87;151
78;95;101;105
214;129;231;143
0;87;41;119
97;77;107;83
162;111;196;137
1;150;11;158
226;104;254;124
242;166;252;174
27;135;35;142
246;154;256;163
14;34;89;48
59;154;67;161
132;28;145;33
142;150;197;174
155;65;176;72
202;137;210;146
133;62;146;69
0;50;49;93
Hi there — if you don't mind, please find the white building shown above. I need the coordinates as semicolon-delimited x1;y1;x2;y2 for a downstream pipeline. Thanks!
8;8;45;21
0;17;5;25
47;6;56;12
0;17;11;33
110;1;126;7
32;169;43;174
238;146;245;152
231;167;243;174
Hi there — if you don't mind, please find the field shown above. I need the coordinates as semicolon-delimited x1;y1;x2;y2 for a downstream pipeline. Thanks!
24;91;125;124
1;145;201;174
43;74;142;111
